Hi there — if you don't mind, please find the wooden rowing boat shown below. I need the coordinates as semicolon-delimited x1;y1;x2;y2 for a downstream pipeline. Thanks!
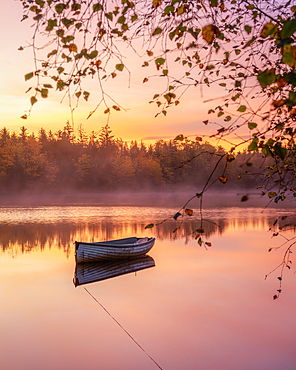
75;236;155;264
73;255;155;287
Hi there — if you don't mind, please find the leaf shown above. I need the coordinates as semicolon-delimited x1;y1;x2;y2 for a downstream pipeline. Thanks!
244;25;252;34
197;237;202;246
237;105;246;112
115;63;124;71
196;228;204;234
30;96;37;106
20;114;27;119
248;122;257;130
152;28;162;36
89;50;98;59
218;176;227;184
241;195;249;202
281;19;296;39
248;139;258;151
257;69;276;88
174;134;184;141
173;212;182;220
272;100;285;108
196;193;202;198
202;25;219;44
104;108;110;114
260;22;277;38
195;136;202;142
273;295;278;300
205;242;212;247
83;91;90;101
112;105;120;111
226;154;235;162
143;78;148;83
41;89;48;98
93;3;102;12
145;223;154;229
282;44;296;68
268;192;276;198
25;72;34;81
69;44;78;52
155;58;165;68
153;0;161;8
55;3;65;14
185;208;193;216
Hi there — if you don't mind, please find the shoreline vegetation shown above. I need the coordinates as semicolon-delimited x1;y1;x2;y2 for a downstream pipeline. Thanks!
0;123;285;204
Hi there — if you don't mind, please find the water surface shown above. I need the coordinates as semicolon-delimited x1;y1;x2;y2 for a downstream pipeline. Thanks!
1;204;296;370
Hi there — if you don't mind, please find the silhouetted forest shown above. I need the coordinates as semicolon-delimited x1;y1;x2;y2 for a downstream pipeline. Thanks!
0;122;273;191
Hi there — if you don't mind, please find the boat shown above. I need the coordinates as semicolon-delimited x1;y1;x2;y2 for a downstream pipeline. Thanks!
73;255;155;287
75;236;155;264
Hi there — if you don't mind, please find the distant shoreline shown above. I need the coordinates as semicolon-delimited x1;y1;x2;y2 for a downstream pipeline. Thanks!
0;190;294;209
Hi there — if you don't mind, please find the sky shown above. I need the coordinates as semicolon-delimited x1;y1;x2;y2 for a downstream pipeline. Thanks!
0;1;248;148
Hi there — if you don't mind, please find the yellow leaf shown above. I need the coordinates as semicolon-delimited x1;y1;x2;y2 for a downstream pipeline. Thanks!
218;176;227;184
111;72;117;78
153;0;161;8
185;208;193;216
143;77;148;83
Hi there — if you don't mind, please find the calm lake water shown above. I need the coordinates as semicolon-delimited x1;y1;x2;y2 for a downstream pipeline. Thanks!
1;200;296;370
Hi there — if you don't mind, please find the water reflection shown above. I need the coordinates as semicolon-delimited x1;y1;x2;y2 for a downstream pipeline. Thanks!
74;255;155;287
0;206;295;257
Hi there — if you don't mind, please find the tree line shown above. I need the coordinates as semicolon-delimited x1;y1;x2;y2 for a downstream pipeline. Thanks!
0;122;274;192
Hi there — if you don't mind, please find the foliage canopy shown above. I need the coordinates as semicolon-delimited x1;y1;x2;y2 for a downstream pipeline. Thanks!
19;0;296;201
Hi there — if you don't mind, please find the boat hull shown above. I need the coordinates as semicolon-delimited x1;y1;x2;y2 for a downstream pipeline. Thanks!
73;255;155;286
75;237;155;263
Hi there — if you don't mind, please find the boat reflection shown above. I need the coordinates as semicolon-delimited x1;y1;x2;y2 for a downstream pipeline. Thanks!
73;255;155;287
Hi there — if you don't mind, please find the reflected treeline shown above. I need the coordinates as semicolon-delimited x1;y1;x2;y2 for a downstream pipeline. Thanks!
1;211;296;256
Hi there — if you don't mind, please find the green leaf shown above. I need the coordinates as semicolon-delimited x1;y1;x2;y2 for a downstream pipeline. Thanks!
118;16;126;24
165;5;174;14
196;193;202;198
244;25;252;34
47;49;57;58
248;139;258;151
145;223;154;229
281;19;296;39
83;91;90;101
115;63;124;71
55;3;65;14
268;192;276;198
93;3;103;12
248;122;257;130
155;58;165;67
153;28;162;36
89;50;98;59
30;96;37;106
56;29;64;37
260;22;277;38
282;44;296;68
25;72;34;81
41;88;48;98
257;69;276;88
237;105;246;112
243;36;256;48
174;134;184;141
274;143;287;159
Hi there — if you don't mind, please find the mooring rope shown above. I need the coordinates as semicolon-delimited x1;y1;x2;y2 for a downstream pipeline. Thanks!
83;287;163;370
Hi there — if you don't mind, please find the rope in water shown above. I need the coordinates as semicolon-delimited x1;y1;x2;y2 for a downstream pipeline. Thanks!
83;287;163;370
